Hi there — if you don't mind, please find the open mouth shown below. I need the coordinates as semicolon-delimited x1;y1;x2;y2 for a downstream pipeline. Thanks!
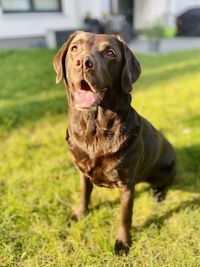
80;80;92;91
74;79;103;109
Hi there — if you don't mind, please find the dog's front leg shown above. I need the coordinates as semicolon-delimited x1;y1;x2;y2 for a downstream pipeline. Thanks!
70;173;93;221
115;184;134;256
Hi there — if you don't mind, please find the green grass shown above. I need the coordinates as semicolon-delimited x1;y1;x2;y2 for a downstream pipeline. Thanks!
0;48;200;267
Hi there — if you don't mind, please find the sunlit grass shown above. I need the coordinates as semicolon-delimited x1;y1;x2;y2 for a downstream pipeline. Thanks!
0;49;200;266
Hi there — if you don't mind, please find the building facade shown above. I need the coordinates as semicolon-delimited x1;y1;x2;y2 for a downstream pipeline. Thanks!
134;0;200;29
0;0;200;49
0;0;110;48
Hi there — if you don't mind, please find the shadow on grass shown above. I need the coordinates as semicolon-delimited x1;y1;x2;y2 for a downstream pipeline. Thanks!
0;49;56;100
174;144;200;192
0;95;68;132
133;144;200;231
138;49;200;70
139;61;200;89
134;197;200;232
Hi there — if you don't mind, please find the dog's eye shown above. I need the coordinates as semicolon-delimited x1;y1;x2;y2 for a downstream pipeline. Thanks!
71;45;78;52
105;49;116;57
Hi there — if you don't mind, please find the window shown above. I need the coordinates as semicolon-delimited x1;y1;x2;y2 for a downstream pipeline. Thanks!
2;0;62;13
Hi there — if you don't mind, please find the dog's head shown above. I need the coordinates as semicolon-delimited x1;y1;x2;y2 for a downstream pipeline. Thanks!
53;31;141;110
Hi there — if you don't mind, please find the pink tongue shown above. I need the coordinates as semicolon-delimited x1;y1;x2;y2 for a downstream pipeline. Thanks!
74;89;98;108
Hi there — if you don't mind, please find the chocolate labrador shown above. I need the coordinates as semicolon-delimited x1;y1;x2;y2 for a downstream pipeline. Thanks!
53;31;176;255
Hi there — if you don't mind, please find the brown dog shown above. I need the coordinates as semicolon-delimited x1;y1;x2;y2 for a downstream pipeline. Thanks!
53;31;176;255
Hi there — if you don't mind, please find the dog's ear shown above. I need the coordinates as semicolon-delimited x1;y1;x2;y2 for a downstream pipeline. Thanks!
117;36;141;93
53;31;78;84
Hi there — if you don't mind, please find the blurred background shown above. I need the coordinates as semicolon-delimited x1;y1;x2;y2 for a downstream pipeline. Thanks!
1;0;200;53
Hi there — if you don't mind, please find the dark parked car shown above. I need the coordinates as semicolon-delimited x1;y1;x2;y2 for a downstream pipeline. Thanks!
176;7;200;36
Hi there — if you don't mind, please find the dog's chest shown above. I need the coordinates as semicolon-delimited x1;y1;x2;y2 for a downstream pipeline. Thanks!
76;154;120;188
66;130;125;187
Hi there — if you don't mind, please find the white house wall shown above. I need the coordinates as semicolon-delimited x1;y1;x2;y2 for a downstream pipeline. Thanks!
165;0;200;27
172;0;200;15
78;0;105;19
0;0;108;39
134;0;167;29
134;0;200;29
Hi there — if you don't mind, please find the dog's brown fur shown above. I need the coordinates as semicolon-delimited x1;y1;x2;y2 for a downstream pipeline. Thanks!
53;31;176;255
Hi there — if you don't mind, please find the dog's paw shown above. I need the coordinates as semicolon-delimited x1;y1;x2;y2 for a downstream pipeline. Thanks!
70;206;87;221
152;188;166;202
114;239;129;256
70;212;80;221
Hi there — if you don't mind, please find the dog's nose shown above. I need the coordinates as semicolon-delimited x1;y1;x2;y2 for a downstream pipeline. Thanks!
85;58;93;69
76;59;81;67
75;56;94;70
84;56;94;70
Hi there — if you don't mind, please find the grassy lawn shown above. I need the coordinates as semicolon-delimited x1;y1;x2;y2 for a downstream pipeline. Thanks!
0;48;200;267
